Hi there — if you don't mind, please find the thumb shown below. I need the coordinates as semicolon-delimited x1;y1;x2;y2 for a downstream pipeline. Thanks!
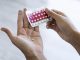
1;27;14;39
45;8;61;21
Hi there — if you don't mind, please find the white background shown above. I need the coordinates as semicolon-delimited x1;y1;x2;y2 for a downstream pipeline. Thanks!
0;0;80;60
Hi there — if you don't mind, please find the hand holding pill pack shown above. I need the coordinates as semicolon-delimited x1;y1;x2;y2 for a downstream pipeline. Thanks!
26;9;49;27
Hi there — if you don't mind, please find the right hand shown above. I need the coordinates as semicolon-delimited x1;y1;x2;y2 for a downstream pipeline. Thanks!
45;8;77;43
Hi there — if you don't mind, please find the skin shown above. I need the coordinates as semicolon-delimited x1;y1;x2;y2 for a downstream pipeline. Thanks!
1;8;80;60
1;9;46;60
45;8;80;55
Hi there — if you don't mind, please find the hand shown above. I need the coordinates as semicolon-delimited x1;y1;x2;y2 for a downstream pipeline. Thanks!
1;8;45;60
45;8;80;54
45;8;77;43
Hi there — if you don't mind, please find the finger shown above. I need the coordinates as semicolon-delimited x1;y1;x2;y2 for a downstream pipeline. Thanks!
23;8;29;28
46;21;55;29
24;23;34;36
1;27;14;39
45;8;61;21
52;9;66;16
34;26;39;32
17;10;23;35
46;21;60;32
28;23;34;29
23;8;34;35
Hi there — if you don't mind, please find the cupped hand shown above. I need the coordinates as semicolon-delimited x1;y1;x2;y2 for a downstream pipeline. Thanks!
1;8;43;59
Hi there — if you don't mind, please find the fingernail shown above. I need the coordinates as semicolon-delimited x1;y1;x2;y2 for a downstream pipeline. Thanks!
0;28;1;31
18;10;22;14
45;8;48;10
0;28;4;31
45;8;49;12
46;25;49;29
52;24;55;25
24;8;27;12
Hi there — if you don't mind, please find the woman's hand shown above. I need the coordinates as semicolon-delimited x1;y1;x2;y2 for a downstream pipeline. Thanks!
45;8;77;43
45;8;80;54
1;8;46;60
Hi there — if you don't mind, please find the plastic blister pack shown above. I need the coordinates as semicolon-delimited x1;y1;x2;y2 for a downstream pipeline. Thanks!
26;9;49;27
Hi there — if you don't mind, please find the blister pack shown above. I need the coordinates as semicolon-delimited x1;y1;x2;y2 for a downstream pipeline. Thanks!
26;9;49;27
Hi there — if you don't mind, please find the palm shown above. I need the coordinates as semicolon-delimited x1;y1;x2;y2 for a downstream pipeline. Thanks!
1;9;43;57
16;27;43;51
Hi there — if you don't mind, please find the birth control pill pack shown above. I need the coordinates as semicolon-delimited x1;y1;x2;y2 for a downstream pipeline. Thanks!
26;9;49;27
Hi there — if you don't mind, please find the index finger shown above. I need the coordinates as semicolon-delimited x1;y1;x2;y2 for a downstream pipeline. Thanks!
17;10;23;35
45;8;61;21
52;9;66;17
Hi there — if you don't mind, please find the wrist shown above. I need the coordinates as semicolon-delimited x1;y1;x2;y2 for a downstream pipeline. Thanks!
68;31;80;54
26;52;46;60
23;48;46;60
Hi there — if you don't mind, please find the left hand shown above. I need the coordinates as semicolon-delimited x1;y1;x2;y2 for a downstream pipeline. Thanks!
1;8;43;60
